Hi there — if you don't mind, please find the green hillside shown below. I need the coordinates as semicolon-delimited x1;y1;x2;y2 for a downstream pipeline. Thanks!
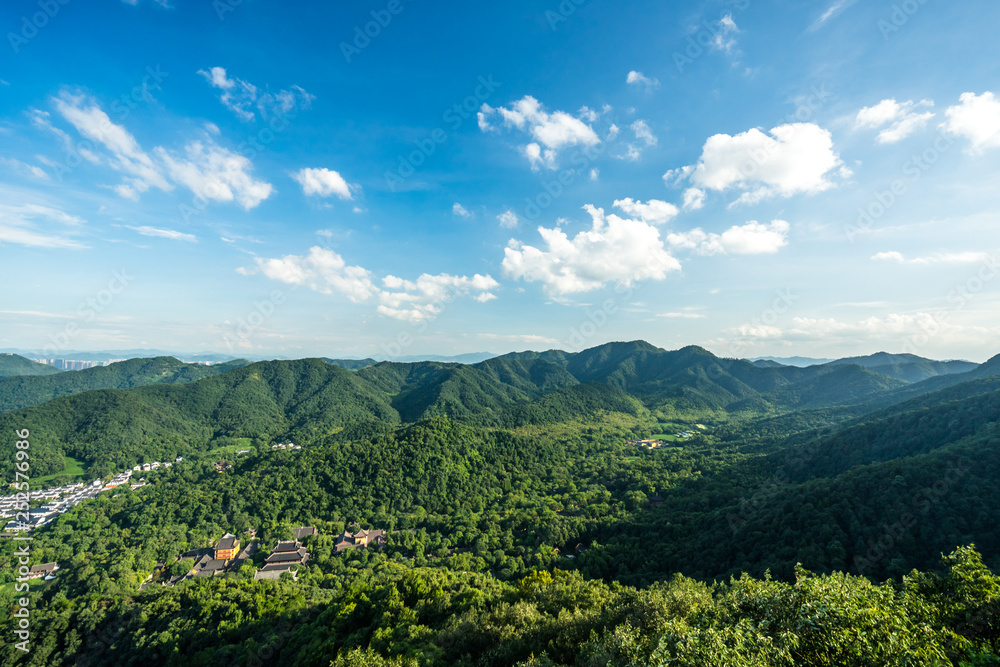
0;356;251;413
1;341;1000;666
0;353;62;378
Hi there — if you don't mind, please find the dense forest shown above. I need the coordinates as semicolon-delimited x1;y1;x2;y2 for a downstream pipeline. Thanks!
1;341;999;665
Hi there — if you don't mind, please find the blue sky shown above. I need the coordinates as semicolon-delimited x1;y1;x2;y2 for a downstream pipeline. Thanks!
2;0;1000;361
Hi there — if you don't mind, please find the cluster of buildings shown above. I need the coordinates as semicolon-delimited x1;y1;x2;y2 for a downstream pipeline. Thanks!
271;441;302;451
626;439;667;448
3;482;102;533
168;532;259;584
162;526;322;584
2;460;175;534
334;527;387;554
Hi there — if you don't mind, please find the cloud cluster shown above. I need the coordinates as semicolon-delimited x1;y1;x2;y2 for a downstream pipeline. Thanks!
612;198;678;225
198;66;315;121
855;98;935;144
480;95;601;171
48;91;272;208
240;247;498;322
665;123;844;206
502;204;681;296
668;219;790;255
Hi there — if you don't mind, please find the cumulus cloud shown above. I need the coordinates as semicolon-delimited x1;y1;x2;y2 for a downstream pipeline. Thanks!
378;273;499;321
626;71;660;90
292;167;354;199
855;98;935;144
453;203;474;218
198;66;314;121
480;95;601;170
612;198;678;225
502;204;681;296
664;123;844;206
239;247;498;322
156;141;273;209
941;91;1000;153
497;210;519;229
872;250;992;265
241;247;376;303
668;220;790;255
682;187;706;211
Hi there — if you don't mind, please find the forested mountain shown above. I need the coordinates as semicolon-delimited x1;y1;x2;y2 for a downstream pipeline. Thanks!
323;357;378;370
4;342;999;480
0;353;61;378
0;356;251;413
823;351;979;382
3;340;1000;666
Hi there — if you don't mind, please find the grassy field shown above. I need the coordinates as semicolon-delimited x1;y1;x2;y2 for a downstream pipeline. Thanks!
206;441;258;458
32;455;88;485
650;433;687;442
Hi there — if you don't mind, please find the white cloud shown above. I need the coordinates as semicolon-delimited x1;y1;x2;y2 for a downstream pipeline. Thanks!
378;273;499;322
240;247;498;322
121;0;173;7
502;204;681;296
292;167;353;200
941;91;1000;153
156;141;273;209
810;0;859;29
735;313;999;351
481;95;601;170
626;71;660;90
668;220;790;255
49;92;273;209
127;225;197;242
682;187;706;211
665;123;844;206
497;209;519;229
477;333;560;345
0;157;49;180
54;91;172;195
453;203;474;218
872;251;992;265
658;312;707;319
709;15;740;54
198;66;314;121
0;204;86;249
239;246;377;302
612;198;678;225
590;169;600;181
855;99;935;144
478;104;495;132
631;120;657;147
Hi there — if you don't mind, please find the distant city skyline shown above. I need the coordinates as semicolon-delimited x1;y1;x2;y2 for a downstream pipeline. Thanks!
2;1;1000;362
